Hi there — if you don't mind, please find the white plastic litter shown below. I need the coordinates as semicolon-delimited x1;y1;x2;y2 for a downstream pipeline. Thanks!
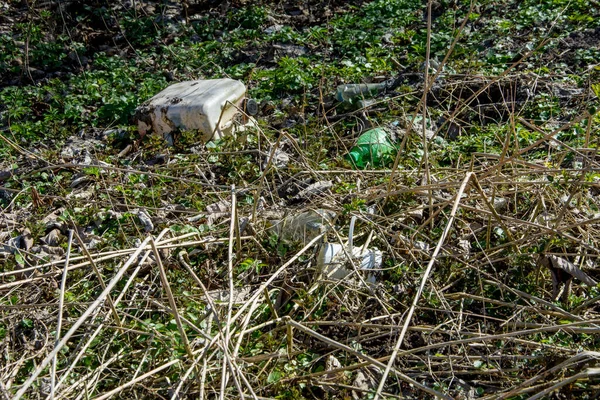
317;216;382;281
318;243;382;280
136;78;248;143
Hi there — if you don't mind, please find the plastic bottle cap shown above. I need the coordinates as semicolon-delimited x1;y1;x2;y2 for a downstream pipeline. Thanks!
245;98;258;116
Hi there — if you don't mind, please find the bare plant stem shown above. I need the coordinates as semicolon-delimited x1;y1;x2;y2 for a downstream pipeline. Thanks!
374;172;473;400
14;237;152;400
50;229;74;400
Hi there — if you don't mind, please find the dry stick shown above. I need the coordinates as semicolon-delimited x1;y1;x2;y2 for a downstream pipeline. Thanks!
232;295;265;357
199;313;213;400
88;358;180;400
252;133;282;220
285;318;451;400
572;293;600;314
481;278;582;322
0;381;10;400
314;381;404;399
170;348;206;400
220;185;240;400
13;236;152;400
182;244;248;395
289;320;598;386
228;294;263;399
3;353;28;391
518;118;600;168
385;0;475;199
585;110;592;148
490;382;552;400
286;323;293;360
151;238;195;362
528;368;600;400
176;253;248;399
423;0;433;231
149;300;213;340
170;329;251;400
188;338;258;400
395;320;599;358
112;229;170;312
460;203;600;254
494;351;600;400
0;236;242;291
76;229;197;396
179;236;327;396
471;175;517;249
58;348;126;400
50;229;74;400
374;172;473;400
263;288;278;319
172;341;220;400
230;233;326;323
59;227;173;397
477;113;589;181
30;162;229;189
57;316;124;397
0;131;47;163
72;229;122;326
435;36;550;144
445;292;561;321
0;231;201;279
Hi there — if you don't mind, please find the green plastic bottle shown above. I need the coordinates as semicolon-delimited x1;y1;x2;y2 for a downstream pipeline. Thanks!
346;128;396;169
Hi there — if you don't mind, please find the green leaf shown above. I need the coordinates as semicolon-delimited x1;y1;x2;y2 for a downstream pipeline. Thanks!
15;253;25;266
267;369;282;384
592;83;600;99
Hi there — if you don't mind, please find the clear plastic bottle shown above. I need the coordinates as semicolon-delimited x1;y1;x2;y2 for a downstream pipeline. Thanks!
335;83;387;103
346;128;396;169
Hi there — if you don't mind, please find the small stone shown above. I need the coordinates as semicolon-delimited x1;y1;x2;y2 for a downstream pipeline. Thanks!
493;197;508;212
137;209;154;232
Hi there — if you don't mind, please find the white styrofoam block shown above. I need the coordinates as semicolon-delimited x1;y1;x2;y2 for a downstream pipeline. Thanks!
136;78;246;142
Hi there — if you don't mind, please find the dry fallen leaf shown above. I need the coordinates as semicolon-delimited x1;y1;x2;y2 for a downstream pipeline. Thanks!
539;254;597;301
539;255;597;286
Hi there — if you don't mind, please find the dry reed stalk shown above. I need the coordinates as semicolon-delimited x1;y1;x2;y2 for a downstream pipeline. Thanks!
90;359;180;400
170;312;215;400
385;0;475;200
72;229;121;325
50;229;73;400
0;236;250;292
285;318;451;399
493;351;600;399
56;348;126;399
0;232;225;280
151;238;194;359
374;172;473;400
13;236;152;400
177;252;238;398
528;367;600;400
220;185;243;399
230;232;326;323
